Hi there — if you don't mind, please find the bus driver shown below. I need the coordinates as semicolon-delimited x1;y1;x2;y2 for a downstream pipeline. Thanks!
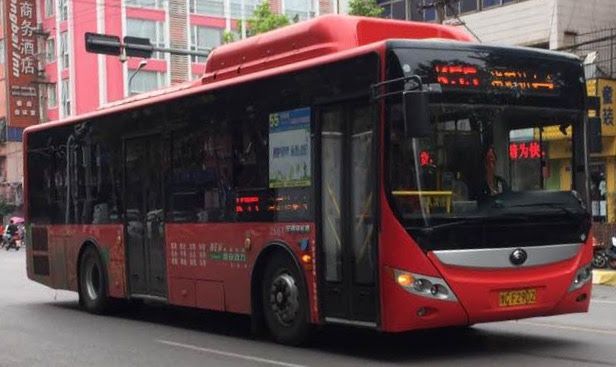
482;145;509;197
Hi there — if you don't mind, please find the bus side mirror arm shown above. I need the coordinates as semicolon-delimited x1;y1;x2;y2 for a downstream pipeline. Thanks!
370;75;437;138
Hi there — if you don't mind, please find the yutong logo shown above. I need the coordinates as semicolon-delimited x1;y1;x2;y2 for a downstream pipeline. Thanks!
509;248;528;266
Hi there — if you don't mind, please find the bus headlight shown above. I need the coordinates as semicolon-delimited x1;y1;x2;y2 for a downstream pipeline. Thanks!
393;269;457;302
569;263;592;292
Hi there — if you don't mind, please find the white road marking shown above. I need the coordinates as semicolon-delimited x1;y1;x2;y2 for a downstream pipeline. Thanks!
591;299;616;305
515;321;616;336
156;339;307;367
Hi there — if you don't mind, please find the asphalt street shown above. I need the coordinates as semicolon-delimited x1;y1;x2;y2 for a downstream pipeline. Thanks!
1;249;615;367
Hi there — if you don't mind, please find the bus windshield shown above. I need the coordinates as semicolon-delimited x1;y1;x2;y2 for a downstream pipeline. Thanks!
386;45;591;251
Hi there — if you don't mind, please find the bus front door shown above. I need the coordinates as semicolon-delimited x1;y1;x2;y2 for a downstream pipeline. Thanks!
318;102;378;326
124;135;167;298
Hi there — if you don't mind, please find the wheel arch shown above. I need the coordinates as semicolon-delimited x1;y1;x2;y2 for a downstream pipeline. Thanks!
76;238;108;297
250;241;307;333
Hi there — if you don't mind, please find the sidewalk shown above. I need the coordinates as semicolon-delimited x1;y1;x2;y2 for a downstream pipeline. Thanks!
593;269;616;286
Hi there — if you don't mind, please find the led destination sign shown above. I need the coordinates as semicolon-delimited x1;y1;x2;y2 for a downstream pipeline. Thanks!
435;63;557;95
392;47;585;109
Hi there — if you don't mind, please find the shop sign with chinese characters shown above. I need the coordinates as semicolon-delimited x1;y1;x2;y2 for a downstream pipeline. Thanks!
588;79;616;136
5;0;39;127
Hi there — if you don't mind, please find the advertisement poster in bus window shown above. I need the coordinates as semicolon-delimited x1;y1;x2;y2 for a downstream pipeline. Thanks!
269;108;311;188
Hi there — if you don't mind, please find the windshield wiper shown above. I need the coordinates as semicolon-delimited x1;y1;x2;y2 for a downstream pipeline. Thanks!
411;214;530;234
503;202;580;218
413;219;479;233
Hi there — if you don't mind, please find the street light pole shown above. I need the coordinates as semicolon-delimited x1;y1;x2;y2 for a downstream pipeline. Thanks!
241;0;246;39
128;59;148;95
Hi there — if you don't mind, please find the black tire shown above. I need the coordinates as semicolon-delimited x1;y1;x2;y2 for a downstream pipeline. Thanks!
78;246;110;314
593;253;607;269
261;252;310;346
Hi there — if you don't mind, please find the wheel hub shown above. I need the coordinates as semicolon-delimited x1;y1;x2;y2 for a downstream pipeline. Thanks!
270;273;299;326
84;259;101;301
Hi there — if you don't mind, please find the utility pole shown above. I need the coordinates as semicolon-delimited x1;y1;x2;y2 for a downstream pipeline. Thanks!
419;0;482;42
436;0;446;24
419;0;450;24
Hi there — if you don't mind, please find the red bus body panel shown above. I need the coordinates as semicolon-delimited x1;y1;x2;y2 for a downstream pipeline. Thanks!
165;223;318;322
379;195;470;332
27;225;126;299
378;195;592;331
427;240;592;324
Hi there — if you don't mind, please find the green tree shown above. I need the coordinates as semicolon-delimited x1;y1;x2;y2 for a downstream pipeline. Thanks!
222;30;237;44
247;1;290;35
0;201;15;218
348;0;383;17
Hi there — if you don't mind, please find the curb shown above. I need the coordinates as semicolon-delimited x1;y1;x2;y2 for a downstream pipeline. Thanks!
593;269;616;286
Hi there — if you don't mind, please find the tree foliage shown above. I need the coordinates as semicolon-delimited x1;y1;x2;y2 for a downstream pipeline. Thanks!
0;201;15;217
222;30;237;44
348;0;384;17
247;1;290;35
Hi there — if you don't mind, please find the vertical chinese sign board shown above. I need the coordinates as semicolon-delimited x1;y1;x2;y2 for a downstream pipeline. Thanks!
588;79;616;223
588;79;616;137
4;0;39;129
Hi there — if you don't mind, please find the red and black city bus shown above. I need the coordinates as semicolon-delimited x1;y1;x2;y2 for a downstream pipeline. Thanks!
24;15;593;345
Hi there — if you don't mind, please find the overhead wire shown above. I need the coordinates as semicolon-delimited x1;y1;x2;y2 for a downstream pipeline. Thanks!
444;0;482;42
546;0;557;48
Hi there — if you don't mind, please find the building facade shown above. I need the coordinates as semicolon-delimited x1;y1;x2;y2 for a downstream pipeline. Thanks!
0;0;41;216
0;0;340;217
39;0;337;121
380;0;616;50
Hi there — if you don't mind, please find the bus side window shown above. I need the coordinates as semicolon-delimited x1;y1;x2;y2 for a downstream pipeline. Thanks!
232;113;274;222
167;112;236;223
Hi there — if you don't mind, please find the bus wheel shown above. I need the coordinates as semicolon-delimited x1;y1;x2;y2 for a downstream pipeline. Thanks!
262;253;310;345
78;246;110;314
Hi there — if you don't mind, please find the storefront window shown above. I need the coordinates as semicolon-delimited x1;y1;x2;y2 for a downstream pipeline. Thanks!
590;162;607;222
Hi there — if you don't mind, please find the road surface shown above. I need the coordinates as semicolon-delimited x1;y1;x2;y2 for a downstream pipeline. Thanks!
1;250;615;367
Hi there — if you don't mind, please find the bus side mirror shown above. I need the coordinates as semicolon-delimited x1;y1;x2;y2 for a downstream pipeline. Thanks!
403;90;431;138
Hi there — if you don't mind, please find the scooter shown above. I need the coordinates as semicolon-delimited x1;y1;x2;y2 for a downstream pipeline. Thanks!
606;237;616;269
592;235;609;268
593;242;608;269
4;234;20;251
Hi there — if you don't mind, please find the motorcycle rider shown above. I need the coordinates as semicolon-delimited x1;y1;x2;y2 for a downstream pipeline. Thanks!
5;220;18;250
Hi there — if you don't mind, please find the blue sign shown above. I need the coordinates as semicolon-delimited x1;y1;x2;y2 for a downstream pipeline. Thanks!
7;127;23;142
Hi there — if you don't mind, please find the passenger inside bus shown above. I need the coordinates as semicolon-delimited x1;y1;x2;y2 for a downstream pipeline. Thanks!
481;145;509;197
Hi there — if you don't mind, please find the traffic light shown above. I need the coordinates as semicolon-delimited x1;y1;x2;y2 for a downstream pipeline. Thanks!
85;33;208;60
85;33;153;59
85;32;121;56
124;36;153;58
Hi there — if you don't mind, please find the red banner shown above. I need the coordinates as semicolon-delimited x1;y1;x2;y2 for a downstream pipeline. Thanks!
5;0;39;127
